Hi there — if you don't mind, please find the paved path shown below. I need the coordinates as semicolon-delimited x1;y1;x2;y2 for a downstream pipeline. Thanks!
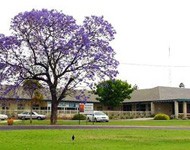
0;118;189;130
1;125;190;130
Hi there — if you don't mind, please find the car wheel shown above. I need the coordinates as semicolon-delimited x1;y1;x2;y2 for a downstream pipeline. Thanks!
37;117;42;120
21;117;25;120
87;118;91;122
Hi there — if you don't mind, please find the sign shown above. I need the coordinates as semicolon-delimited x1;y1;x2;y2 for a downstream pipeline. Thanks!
79;103;84;112
84;103;94;114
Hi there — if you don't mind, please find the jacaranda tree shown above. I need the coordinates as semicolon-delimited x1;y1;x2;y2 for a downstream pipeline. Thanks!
0;9;119;124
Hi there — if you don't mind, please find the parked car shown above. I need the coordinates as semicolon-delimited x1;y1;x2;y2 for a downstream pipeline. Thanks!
17;112;46;120
0;114;8;120
86;111;109;122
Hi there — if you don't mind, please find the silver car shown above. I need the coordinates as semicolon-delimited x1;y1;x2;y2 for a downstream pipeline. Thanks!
87;111;109;122
0;114;8;120
18;112;46;120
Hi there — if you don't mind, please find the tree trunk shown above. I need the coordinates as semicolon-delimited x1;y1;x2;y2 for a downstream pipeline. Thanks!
50;102;58;125
30;105;32;124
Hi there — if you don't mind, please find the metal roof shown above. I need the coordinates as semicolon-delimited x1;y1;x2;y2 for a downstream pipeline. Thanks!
124;86;190;103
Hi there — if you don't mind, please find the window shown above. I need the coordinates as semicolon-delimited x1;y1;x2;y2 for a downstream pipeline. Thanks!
40;107;47;110
17;103;25;110
69;103;76;108
97;106;103;111
2;103;9;110
123;105;132;111
178;102;183;113
136;104;146;111
32;104;39;110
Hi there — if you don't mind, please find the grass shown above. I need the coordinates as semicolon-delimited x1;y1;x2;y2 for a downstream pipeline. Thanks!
1;119;190;149
1;119;190;126
1;129;190;150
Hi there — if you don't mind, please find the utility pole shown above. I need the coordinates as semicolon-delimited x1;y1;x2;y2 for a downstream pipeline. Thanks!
168;46;172;86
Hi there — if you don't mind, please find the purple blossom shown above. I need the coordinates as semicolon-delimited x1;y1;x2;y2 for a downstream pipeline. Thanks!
75;90;90;103
0;9;119;124
0;35;20;50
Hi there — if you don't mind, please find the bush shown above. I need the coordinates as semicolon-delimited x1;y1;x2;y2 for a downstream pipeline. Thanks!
7;118;14;125
154;113;170;120
72;114;86;120
62;115;73;120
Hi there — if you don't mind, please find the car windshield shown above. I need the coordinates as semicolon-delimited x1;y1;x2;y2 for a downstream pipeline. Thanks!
22;112;29;114
94;112;106;115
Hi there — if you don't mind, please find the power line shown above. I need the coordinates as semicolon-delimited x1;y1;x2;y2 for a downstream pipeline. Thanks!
119;62;190;68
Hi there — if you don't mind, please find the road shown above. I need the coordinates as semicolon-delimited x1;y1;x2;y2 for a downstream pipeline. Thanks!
1;125;190;130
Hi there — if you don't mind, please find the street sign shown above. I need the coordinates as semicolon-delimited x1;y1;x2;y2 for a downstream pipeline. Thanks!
84;103;94;114
79;103;84;112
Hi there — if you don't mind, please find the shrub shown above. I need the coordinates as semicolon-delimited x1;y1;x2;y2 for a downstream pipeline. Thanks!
154;113;170;120
72;114;86;120
109;116;113;119
7;118;14;125
120;116;125;119
62;115;73;120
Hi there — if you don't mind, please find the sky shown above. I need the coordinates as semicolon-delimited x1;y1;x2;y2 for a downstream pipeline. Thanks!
1;0;190;89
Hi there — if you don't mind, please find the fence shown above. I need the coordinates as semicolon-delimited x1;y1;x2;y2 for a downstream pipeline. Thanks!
0;110;152;119
104;111;152;119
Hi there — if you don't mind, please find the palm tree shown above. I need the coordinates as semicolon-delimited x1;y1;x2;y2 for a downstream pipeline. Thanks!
23;79;43;123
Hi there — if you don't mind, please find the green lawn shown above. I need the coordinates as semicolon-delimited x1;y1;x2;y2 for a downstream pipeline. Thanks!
1;119;190;126
1;129;190;150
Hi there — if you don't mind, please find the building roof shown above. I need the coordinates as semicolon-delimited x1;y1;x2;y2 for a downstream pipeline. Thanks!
2;85;190;104
124;86;190;103
0;85;98;103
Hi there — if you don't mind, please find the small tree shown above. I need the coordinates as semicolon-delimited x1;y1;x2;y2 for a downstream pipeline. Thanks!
23;79;43;123
94;79;133;109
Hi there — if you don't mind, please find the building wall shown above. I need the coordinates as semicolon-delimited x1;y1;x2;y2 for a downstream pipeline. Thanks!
93;103;122;111
0;99;175;117
0;100;47;112
154;102;173;115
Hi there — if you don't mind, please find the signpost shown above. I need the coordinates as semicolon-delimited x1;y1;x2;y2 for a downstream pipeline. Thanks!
78;103;94;125
78;103;85;125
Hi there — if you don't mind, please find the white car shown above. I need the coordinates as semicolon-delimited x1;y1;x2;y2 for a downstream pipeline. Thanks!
0;114;8;120
18;112;46;120
87;111;109;122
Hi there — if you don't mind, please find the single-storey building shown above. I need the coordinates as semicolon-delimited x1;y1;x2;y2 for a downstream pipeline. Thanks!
1;85;190;118
123;86;190;118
